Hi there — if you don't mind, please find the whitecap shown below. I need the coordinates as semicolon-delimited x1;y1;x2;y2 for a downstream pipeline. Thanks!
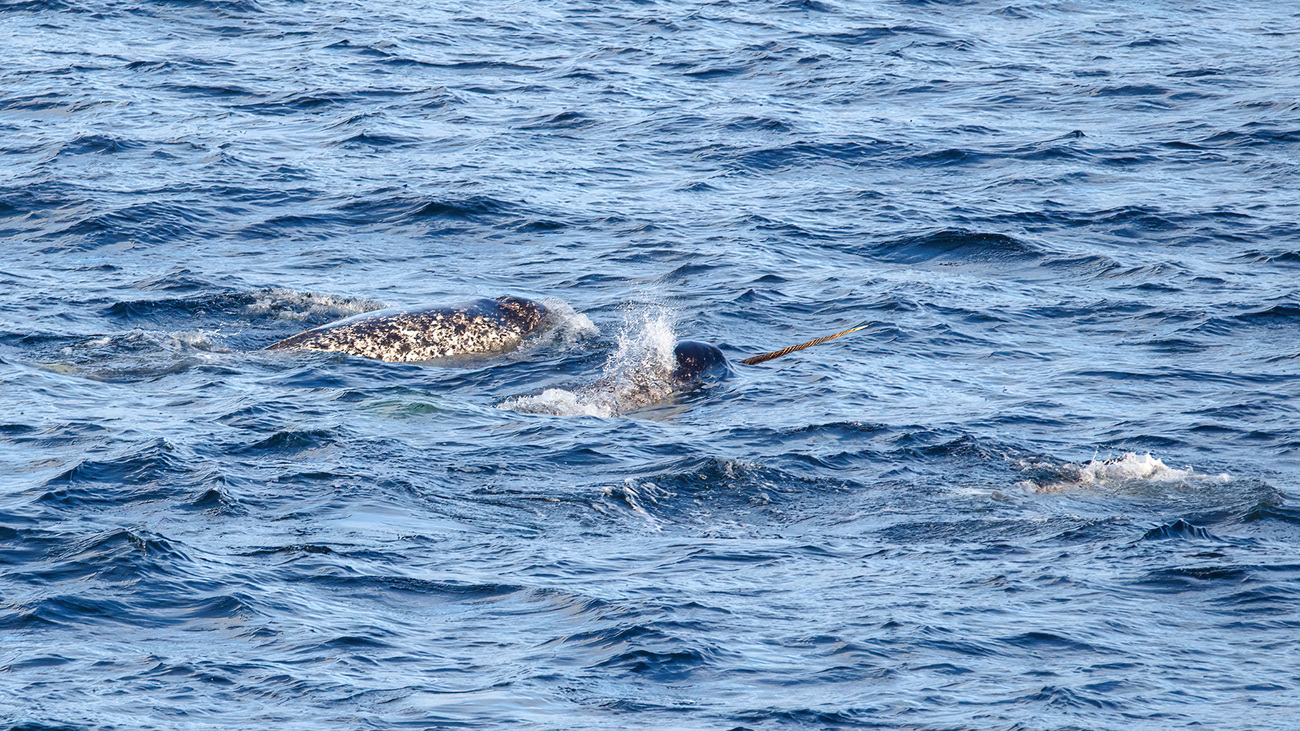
1017;451;1231;493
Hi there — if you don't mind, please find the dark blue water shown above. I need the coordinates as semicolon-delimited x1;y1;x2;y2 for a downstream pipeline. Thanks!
3;0;1299;728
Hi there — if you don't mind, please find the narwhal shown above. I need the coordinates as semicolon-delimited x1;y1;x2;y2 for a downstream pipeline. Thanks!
266;294;867;387
265;295;551;363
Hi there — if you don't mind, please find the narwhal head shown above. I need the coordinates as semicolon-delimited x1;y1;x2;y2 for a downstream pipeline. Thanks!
672;340;729;382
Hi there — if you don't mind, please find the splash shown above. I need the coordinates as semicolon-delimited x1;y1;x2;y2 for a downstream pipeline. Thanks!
245;287;387;323
535;297;599;347
1017;452;1231;493
501;307;681;417
169;330;223;350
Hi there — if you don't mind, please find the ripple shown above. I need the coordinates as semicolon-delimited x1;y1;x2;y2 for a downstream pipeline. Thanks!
1140;519;1219;541
863;228;1045;265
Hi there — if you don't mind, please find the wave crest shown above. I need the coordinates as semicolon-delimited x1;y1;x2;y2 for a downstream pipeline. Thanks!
1017;452;1231;493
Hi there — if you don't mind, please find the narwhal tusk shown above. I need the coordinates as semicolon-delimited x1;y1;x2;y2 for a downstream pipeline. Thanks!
739;323;870;366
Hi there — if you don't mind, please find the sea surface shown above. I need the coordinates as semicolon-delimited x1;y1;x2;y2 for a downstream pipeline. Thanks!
2;0;1299;729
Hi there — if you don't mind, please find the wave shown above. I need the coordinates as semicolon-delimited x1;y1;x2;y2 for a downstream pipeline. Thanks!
1178;302;1300;340
1;525;259;634
1016;452;1231;494
57;133;144;155
1139;518;1219;541
864;228;1045;265
517;110;597;130
1;91;115;113
235;191;524;239
1198;125;1300;148
135;0;264;15
1234;249;1300;266
1229;303;1300;325
234;90;351;115
593;456;858;532
34;438;230;510
1132;558;1300;605
901;139;1098;168
233;428;338;456
1;0;73;9
812;24;937;46
36;200;204;251
327;132;421;149
705;138;900;173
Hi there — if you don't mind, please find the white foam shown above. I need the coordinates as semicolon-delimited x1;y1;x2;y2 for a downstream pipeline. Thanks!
604;306;678;377
503;387;615;418
1017;452;1231;493
500;307;681;417
246;287;387;322
537;296;599;346
170;330;228;350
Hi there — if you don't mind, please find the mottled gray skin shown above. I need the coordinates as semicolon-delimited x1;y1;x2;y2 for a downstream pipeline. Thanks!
266;296;550;363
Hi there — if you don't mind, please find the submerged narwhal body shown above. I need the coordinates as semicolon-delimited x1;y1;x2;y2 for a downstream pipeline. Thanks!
266;295;732;382
266;295;551;362
267;293;863;415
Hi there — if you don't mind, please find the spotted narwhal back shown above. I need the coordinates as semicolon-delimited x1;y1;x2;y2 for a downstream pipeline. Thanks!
266;295;550;363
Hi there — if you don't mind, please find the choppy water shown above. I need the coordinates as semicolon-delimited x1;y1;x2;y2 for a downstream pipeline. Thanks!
3;0;1300;728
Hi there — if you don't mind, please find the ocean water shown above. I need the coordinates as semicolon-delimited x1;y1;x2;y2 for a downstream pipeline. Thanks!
2;0;1299;728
